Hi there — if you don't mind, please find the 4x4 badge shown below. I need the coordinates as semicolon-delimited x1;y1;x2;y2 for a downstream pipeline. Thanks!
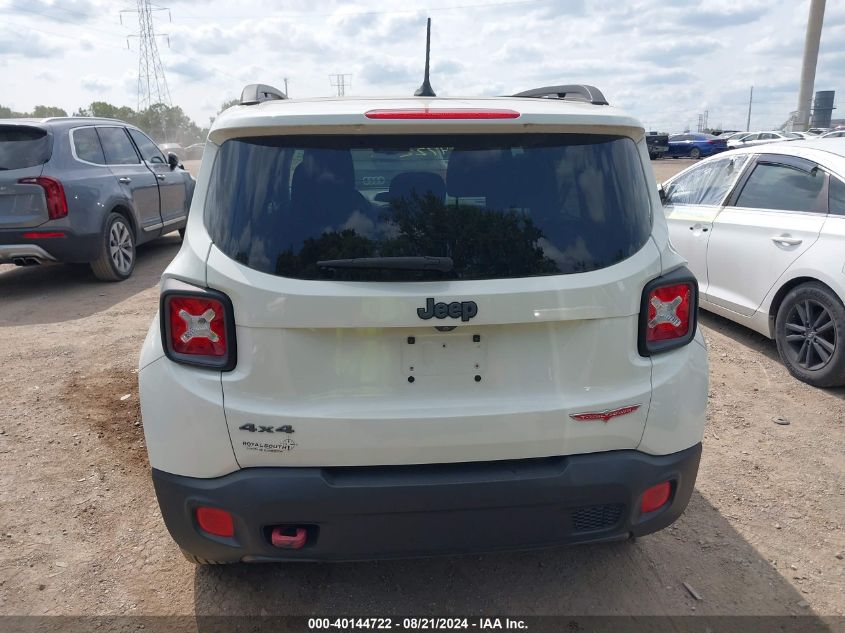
417;298;478;322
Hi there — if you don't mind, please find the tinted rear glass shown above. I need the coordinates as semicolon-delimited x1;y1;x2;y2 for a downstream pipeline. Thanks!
0;125;50;170
206;133;652;281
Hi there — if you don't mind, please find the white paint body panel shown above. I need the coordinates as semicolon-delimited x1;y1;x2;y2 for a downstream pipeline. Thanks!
663;139;845;339
139;96;708;477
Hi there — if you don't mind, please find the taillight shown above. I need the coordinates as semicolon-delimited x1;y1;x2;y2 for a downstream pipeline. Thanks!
160;286;236;370
638;268;698;356
18;176;68;220
364;108;520;120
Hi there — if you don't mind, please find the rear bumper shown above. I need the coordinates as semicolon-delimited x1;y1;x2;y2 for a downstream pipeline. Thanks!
0;230;101;264
152;443;702;562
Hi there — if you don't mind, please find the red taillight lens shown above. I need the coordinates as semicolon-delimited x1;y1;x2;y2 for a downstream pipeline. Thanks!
364;108;520;120
168;296;227;356
22;231;66;238
641;481;672;514
638;270;698;356
195;506;234;537
646;283;692;343
18;176;68;220
160;288;236;370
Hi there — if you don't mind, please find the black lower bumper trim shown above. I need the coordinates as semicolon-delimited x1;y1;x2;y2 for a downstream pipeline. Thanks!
152;444;702;562
0;231;101;263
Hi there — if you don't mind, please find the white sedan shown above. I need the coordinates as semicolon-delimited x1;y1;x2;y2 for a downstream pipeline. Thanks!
727;130;802;149
661;138;845;387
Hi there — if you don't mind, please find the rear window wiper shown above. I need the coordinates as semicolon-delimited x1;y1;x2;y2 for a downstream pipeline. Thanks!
317;256;453;272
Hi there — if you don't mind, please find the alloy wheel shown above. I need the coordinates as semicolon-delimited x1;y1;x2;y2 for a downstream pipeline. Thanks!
109;220;134;275
783;299;837;371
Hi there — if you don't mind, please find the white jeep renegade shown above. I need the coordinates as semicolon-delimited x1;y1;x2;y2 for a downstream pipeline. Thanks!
138;81;708;563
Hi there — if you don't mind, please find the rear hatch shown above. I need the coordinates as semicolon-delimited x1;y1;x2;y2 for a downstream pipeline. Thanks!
204;115;659;467
0;124;52;229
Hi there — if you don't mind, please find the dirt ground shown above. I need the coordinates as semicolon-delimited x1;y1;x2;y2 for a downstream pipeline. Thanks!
0;159;843;621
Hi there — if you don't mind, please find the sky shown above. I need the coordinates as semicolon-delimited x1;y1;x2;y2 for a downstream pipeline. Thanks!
0;0;843;133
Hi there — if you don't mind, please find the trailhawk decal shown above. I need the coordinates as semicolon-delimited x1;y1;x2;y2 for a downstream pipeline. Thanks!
417;298;478;322
570;404;642;423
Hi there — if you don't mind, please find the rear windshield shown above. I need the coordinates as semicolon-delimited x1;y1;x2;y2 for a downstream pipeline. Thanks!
205;133;652;281
0;125;51;170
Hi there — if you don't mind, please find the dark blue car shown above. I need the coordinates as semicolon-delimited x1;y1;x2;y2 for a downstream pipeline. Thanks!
667;133;727;159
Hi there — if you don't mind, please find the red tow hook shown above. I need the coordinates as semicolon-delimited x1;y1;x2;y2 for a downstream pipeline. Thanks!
271;526;308;550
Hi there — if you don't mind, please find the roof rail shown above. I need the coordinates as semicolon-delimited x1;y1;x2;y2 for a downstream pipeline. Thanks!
240;84;288;105
511;84;608;106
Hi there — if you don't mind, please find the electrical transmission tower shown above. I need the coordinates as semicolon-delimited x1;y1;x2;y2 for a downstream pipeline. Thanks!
329;74;352;97
121;1;172;111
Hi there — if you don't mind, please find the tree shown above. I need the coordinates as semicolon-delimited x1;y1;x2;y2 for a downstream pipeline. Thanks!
219;98;239;113
31;105;68;118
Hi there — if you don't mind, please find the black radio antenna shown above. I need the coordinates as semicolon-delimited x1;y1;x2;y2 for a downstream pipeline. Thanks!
414;18;436;97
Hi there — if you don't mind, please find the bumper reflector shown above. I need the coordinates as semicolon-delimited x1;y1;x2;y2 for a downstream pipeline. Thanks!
640;481;672;514
195;506;234;537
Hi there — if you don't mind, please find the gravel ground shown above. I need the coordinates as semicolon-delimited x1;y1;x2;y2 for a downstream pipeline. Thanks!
0;159;843;621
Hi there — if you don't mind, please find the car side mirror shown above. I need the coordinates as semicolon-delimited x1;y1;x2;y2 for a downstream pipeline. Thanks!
167;152;180;170
658;184;668;205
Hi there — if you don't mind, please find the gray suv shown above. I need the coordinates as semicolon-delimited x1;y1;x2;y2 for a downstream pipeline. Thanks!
0;117;194;280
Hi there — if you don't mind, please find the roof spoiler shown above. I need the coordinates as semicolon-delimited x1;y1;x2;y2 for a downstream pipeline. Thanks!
240;84;288;105
511;84;609;106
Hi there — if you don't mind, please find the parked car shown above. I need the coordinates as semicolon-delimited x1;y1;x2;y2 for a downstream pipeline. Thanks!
0;117;194;280
807;128;830;136
721;131;749;142
184;143;205;160
821;130;845;138
646;132;669;159
139;82;708;564
661;139;845;387
727;130;802;149
667;133;727;159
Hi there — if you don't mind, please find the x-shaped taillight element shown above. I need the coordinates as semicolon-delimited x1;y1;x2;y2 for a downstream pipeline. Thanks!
649;296;683;328
178;309;219;343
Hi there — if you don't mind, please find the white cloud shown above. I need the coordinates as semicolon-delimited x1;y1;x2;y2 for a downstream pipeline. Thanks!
0;25;59;58
80;75;112;91
0;0;842;133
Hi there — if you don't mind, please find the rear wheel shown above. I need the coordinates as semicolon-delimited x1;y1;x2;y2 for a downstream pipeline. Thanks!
689;147;701;159
91;212;136;281
775;282;845;387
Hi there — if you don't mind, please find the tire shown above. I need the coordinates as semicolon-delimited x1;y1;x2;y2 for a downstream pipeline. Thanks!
180;548;232;565
774;282;845;388
689;147;701;159
90;212;136;281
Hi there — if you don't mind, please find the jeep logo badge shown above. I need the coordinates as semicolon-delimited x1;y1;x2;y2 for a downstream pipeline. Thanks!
417;298;478;322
